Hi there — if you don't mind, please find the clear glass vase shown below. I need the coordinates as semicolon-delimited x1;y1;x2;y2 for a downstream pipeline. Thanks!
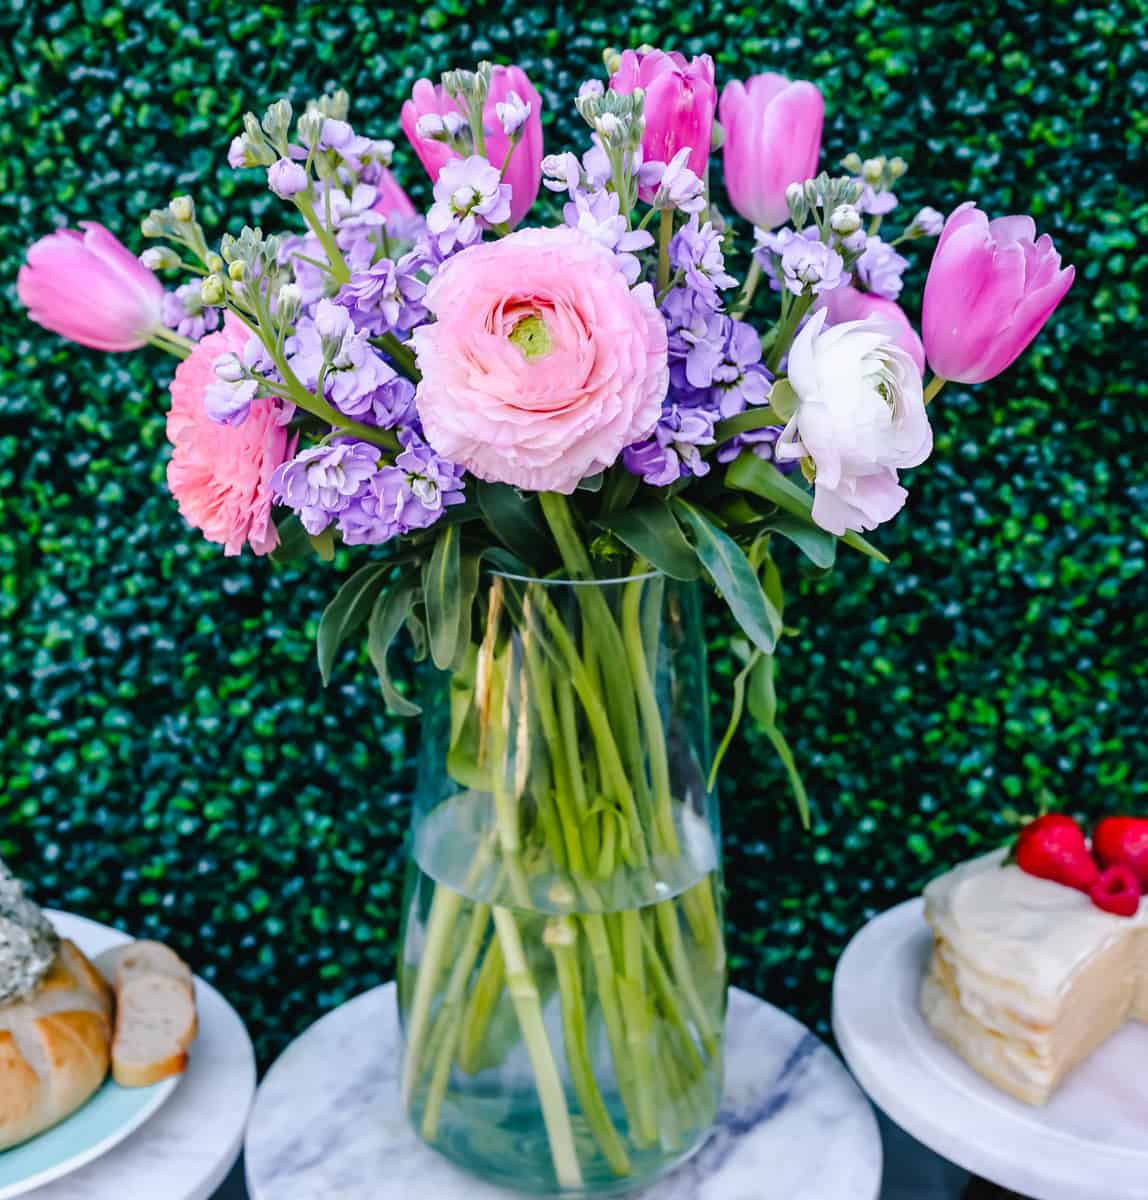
398;569;727;1196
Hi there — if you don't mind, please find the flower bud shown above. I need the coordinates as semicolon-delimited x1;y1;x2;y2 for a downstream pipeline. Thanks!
888;156;908;180
200;275;225;306
830;203;861;235
861;157;884;185
140;214;166;238
228;260;245;282
140;246;180;271
267;157;309;199
578;79;604;103
298;111;325;148
205;252;224;274
276;282;302;323
603;47;622;74
841;152;863;174
786;182;805;208
415;112;447;140
170;195;195;223
907;205;944;238
213;352;245;383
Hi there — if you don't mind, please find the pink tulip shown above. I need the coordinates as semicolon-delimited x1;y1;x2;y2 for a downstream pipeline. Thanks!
18;222;164;352
719;74;824;230
817;286;926;375
609;49;716;192
922;202;1074;384
371;167;417;221
400;66;543;227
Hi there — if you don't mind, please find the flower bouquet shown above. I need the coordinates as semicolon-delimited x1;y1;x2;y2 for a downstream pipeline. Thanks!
19;46;1073;1196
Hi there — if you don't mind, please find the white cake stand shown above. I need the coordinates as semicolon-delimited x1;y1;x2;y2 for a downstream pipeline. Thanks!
832;898;1148;1200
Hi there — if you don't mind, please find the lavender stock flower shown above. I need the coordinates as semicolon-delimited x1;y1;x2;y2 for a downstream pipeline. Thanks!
562;190;653;284
623;404;716;486
854;235;908;299
755;227;847;297
426;156;512;253
162;282;220;341
271;440;383;534
669;216;737;309
337;258;427;336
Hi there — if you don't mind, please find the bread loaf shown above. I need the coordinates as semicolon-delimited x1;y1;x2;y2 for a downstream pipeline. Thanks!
0;940;113;1150
105;941;197;1087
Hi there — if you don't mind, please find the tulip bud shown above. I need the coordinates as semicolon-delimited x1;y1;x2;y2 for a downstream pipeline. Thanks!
200;275;225;306
170;195;195;223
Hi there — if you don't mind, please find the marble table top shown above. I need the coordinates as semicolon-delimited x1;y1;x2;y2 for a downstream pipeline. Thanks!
245;983;883;1200
32;910;257;1200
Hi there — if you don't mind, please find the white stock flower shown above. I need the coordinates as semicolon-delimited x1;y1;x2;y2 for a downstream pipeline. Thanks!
775;308;933;536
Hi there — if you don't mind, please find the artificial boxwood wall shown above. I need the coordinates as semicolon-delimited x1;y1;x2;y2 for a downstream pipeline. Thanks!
1;0;1145;1063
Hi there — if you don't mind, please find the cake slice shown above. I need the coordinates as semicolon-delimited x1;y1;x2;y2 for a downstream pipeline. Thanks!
921;849;1148;1105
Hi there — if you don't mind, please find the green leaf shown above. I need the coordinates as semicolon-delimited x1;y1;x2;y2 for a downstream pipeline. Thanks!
595;504;701;581
577;471;604;493
672;499;781;654
727;454;889;564
366;586;421;717
308;526;335;562
746;654;809;828
764;515;837;569
761;551;785;619
423;524;463;670
764;723;810;829
270;514;311;565
316;563;389;685
475;481;549;566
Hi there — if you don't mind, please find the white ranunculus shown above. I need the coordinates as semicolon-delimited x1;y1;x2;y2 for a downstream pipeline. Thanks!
775;308;933;536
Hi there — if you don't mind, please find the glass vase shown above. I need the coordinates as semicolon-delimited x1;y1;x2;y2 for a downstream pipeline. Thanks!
398;569;727;1195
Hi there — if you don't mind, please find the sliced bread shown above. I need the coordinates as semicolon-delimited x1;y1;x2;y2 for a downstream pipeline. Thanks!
107;941;197;1088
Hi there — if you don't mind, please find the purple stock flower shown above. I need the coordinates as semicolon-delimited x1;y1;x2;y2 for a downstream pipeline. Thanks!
288;299;416;427
340;432;466;545
669;216;737;309
623;404;716;486
268;158;309;199
562;190;654;284
854;235;908;299
715;424;797;470
426;156;512;254
336;258;427;336
755;227;847;297
270;439;383;534
162;282;220;341
856;183;898;216
909;206;944;237
644;148;706;214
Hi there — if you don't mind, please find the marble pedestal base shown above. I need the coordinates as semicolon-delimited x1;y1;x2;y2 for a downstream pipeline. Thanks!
246;983;882;1200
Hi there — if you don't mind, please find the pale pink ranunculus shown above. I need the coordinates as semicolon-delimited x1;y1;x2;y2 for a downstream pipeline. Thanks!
18;222;164;351
922;202;1074;384
412;226;668;494
166;317;295;556
400;66;543;227
719;74;824;230
776;308;932;536
817;286;926;375
609;49;716;196
371;167;417;221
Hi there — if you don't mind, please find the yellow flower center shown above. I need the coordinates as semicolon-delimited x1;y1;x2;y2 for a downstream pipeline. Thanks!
509;313;553;360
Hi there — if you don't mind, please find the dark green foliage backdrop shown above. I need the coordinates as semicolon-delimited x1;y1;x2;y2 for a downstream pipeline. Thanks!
1;0;1145;1065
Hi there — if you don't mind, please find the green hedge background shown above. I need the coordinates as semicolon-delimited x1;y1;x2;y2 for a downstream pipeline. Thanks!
2;0;1145;1066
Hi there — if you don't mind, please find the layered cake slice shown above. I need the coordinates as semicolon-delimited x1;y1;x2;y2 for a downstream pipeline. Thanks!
921;820;1148;1106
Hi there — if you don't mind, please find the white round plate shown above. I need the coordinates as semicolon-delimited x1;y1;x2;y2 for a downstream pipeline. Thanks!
0;910;182;1200
832;898;1148;1200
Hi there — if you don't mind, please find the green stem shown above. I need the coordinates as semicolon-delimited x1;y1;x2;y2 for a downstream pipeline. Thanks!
147;326;195;358
730;258;763;318
547;919;632;1177
618;910;659;1146
456;938;505;1075
421;901;494;1140
656;210;674;294
294;191;351;285
493;907;583;1189
655;902;720;1059
712;405;785;449
924;374;947;405
371;332;421;381
766;292;814;373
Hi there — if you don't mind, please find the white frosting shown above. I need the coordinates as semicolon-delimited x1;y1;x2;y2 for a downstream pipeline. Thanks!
923;849;1148;1017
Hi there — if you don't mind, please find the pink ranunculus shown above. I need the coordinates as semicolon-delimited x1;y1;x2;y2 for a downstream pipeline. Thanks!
817;286;926;375
400;66;544;227
719;74;824;230
17;222;164;351
166;317;295;556
371;167;417;221
609;49;716;195
922;202;1075;384
412;226;668;494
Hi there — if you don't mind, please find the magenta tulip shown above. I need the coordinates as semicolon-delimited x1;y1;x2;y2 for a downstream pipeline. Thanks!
371;167;417;221
18;222;164;352
922;202;1074;384
719;74;824;230
817;286;926;375
609;49;716;194
400;65;543;227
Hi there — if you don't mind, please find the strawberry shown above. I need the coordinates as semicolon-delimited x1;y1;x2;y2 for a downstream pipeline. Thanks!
1093;817;1148;890
1088;865;1141;918
1015;814;1100;892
